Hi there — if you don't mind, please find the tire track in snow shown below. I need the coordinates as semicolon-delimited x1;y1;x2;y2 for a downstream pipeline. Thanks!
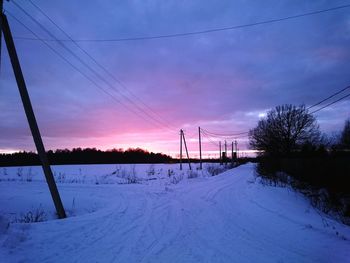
133;191;185;262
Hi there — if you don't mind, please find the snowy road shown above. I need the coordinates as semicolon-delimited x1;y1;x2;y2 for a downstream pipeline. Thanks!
1;163;350;262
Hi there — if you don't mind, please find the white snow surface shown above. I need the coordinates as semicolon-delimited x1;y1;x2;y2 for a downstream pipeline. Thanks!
0;163;349;263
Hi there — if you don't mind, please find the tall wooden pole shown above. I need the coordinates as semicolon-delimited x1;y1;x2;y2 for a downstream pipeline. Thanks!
180;129;183;170
224;140;227;165
235;140;238;159
1;12;66;219
219;141;222;165
182;131;192;170
231;141;234;166
0;0;3;73
198;127;202;170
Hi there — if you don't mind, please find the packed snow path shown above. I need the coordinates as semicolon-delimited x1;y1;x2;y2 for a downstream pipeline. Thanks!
1;163;350;262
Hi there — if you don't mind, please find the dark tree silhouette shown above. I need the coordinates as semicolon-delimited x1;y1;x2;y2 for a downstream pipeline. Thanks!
0;148;172;166
340;119;350;149
249;104;321;156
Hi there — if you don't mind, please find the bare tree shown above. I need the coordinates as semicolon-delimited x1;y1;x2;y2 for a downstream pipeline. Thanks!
249;104;320;156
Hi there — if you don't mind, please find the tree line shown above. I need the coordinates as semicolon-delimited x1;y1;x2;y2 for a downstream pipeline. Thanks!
0;148;173;166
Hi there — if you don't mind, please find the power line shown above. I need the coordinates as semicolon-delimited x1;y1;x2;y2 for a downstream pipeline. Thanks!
201;132;220;147
10;1;175;133
310;92;350;114
11;4;350;42
6;11;175;133
8;4;177;133
183;131;198;141
201;84;350;135
200;83;350;138
6;10;153;129
182;85;350;138
25;0;177;132
4;12;119;102
307;85;350;110
201;128;249;140
7;2;350;135
201;128;249;137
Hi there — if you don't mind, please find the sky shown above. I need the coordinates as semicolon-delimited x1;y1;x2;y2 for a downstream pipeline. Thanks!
0;0;350;157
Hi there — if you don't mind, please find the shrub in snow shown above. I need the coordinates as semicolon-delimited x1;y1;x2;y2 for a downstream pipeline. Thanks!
115;165;140;184
25;168;34;182
66;198;77;217
126;165;138;183
156;168;163;177
170;173;183;184
16;168;23;179
205;164;227;176
111;165;122;176
187;170;199;179
95;174;115;184
126;174;138;184
147;164;155;176
13;168;34;182
98;165;140;184
14;206;47;223
54;172;66;183
167;169;175;177
256;162;350;225
120;167;129;178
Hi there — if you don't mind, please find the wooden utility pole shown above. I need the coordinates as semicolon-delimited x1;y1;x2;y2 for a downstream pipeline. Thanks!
180;129;183;170
219;141;222;165
235;140;238;159
224;140;227;165
198;127;202;170
182;131;192;170
1;7;66;219
0;0;3;72
231;141;234;166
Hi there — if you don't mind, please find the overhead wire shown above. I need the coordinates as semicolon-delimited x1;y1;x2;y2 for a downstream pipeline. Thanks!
25;0;178;132
4;11;127;112
310;93;350;114
307;85;350;110
7;13;175;135
201;132;220;147
183;130;198;140
10;3;350;42
201;127;249;137
201;128;249;141
6;1;350;139
201;84;350;136
8;3;177;133
5;10;155;130
11;1;176;133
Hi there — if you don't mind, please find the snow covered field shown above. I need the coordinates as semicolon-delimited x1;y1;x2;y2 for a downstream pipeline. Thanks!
0;163;349;262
